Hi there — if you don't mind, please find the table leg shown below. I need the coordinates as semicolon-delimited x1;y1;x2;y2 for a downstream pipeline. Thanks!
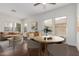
9;40;10;47
13;39;15;50
41;43;48;56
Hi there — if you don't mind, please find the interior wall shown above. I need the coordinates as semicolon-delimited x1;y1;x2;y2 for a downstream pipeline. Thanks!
21;18;37;32
0;12;21;32
77;4;79;51
33;4;77;46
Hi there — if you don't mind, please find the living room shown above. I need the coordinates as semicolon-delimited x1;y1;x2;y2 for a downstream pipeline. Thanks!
0;3;79;56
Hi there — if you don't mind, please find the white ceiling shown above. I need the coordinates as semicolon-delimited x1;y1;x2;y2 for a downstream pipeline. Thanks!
0;3;70;19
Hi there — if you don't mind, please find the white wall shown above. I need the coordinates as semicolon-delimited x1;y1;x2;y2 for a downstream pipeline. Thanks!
0;11;37;33
77;4;79;51
0;12;21;32
20;17;37;32
33;4;77;46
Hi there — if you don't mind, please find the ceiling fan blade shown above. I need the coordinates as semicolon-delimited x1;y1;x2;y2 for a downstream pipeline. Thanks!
49;3;56;5
34;3;41;6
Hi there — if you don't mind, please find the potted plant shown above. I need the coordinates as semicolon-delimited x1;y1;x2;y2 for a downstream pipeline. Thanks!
43;26;52;36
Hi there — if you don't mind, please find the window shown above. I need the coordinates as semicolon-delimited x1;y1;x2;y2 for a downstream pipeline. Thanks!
55;16;67;38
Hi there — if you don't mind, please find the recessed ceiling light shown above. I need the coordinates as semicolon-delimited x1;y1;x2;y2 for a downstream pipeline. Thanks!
42;3;46;5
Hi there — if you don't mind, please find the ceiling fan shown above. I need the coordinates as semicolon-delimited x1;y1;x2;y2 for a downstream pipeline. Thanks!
33;3;56;6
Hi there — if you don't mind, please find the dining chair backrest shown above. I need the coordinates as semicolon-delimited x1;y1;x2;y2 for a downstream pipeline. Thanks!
27;39;40;49
27;32;42;38
14;35;23;44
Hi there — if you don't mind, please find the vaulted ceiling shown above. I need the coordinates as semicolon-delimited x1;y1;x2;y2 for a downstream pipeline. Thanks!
0;3;69;19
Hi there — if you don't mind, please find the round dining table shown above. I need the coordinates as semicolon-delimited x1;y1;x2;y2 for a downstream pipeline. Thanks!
31;35;65;56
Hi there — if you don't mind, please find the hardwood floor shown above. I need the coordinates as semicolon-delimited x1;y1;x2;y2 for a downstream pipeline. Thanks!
0;42;79;56
66;45;79;56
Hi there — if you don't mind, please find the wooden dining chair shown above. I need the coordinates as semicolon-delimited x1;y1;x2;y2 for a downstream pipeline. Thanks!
8;35;23;50
26;32;43;55
26;39;41;56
